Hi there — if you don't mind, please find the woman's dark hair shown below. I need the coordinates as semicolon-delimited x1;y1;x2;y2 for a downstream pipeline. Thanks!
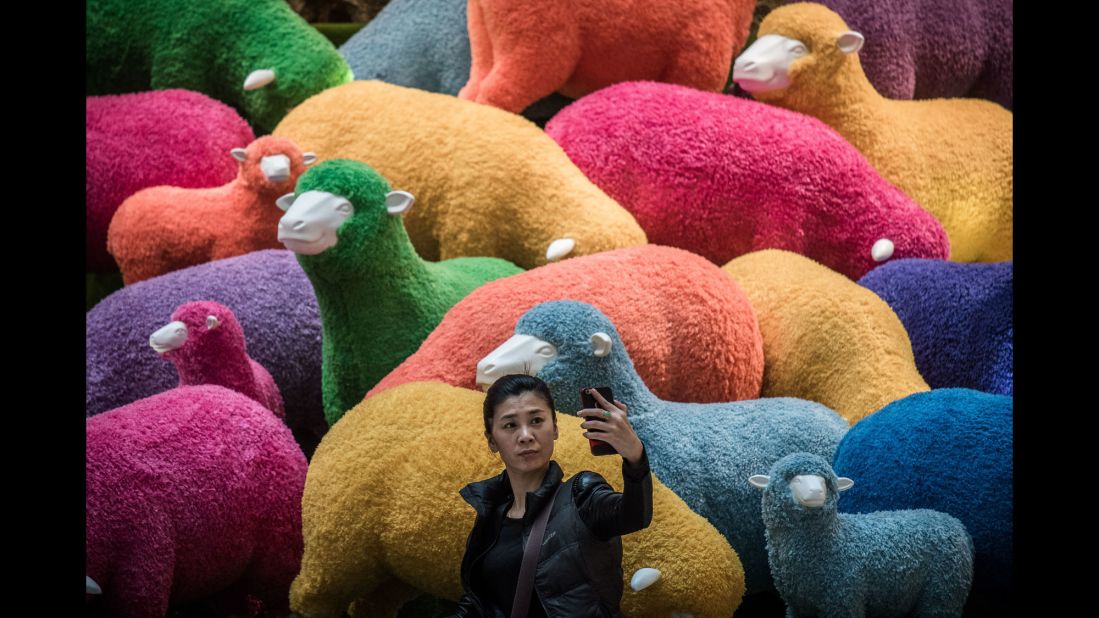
482;374;556;434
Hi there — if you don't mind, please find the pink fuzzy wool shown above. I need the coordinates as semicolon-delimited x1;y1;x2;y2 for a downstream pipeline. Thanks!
86;385;306;618
546;82;950;279
159;300;286;419
86;90;255;272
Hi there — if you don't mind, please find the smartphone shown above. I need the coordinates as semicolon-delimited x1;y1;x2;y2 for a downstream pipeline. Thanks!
580;386;618;456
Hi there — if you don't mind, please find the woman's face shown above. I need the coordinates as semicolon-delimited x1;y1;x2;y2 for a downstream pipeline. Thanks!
487;391;558;475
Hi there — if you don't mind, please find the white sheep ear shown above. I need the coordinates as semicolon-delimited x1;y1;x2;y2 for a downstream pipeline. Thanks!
303;152;318;165
243;68;276;91
749;475;770;490
276;193;296;212
836;477;854;492
590;332;613;358
837;31;864;54
231;148;248;162
385;190;415;216
206;315;220;330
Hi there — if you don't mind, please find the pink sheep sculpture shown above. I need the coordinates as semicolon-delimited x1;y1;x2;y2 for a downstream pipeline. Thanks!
545;81;950;279
86;90;255;272
458;0;757;113
107;135;317;284
85;385;306;618
150;300;286;419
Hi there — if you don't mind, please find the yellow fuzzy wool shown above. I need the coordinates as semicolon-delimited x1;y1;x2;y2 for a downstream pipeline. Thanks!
722;250;929;424
273;81;647;269
753;3;1012;263
291;381;744;618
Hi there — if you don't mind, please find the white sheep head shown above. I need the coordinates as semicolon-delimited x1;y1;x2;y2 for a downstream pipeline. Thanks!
751;452;854;527
276;189;415;256
733;29;863;95
476;331;614;390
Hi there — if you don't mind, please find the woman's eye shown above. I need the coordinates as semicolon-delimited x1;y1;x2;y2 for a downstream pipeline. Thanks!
532;417;542;424
504;422;515;429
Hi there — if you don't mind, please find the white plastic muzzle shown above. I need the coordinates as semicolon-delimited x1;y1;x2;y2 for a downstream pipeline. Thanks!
789;474;828;508
260;155;291;183
476;335;557;389
732;34;806;93
149;321;188;353
277;190;354;255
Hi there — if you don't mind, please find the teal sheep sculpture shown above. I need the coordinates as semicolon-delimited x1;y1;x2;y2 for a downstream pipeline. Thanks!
751;452;974;617
277;160;523;425
477;300;849;595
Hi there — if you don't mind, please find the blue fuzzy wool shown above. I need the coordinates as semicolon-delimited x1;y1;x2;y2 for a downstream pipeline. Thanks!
832;388;1013;602
513;300;849;595
758;452;974;617
858;259;1012;395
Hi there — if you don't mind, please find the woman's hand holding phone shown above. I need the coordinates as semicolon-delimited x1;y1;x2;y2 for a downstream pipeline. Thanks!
579;388;645;465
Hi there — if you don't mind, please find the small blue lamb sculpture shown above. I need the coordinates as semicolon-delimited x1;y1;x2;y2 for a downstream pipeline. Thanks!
750;452;974;617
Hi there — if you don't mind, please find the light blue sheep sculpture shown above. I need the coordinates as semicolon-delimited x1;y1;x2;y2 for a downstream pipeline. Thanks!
751;452;974;618
477;300;850;595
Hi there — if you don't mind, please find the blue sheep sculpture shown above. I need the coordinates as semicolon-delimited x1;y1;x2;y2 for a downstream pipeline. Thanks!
477;300;850;595
751;452;974;617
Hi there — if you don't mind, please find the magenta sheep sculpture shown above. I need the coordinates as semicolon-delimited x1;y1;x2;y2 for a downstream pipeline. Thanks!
107;135;317;284
546;81;949;279
150;300;286;419
86;90;255;272
85;385;306;618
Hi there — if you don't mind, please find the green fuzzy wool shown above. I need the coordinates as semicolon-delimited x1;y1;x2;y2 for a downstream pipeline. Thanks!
86;0;352;133
294;161;524;425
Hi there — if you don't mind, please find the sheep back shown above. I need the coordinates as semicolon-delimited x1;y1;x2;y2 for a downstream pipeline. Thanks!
722;249;929;424
859;259;1012;395
273;80;647;269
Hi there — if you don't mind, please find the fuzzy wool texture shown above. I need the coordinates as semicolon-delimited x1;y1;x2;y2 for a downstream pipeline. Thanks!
86;385;306;618
339;0;573;124
107;136;312;285
722;250;929;424
758;452;974;617
273;81;647;269
832;388;1013;603
159;300;285;419
546;81;949;279
786;0;1013;109
370;245;764;405
289;160;522;426
86;250;326;456
86;90;255;273
459;0;757;113
859;259;1012;395
85;0;352;133
292;381;744;618
752;3;1012;263
513;300;849;595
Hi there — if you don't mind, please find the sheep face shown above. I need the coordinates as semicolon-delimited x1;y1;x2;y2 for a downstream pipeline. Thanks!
476;335;559;390
231;135;316;195
732;35;806;93
151;300;246;365
752;452;854;528
277;190;354;256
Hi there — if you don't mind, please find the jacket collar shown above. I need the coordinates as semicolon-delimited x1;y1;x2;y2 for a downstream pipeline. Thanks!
460;461;565;523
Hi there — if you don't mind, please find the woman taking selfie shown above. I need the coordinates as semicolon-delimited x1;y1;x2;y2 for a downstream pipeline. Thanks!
451;374;653;618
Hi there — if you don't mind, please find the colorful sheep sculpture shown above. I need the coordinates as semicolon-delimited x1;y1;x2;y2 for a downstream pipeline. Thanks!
859;260;1013;395
86;90;255;273
273;80;648;269
86;250;326;456
278;160;523;425
546;81;950;279
370;245;765;406
107;136;316;284
458;0;757;113
292;381;746;618
832;389;1013;608
734;3;1013;263
722;250;929;424
151;300;285;419
86;385;306;618
481;300;850;595
85;0;352;133
789;0;1013;109
751;452;974;617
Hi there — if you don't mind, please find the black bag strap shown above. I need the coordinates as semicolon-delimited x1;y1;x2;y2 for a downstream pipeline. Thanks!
511;480;567;618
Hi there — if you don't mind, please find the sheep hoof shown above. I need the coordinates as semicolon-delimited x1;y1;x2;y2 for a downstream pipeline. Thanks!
546;238;576;262
629;567;661;591
871;238;894;262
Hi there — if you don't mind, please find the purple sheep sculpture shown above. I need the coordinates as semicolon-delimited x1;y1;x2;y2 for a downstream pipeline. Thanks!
86;250;326;456
776;0;1013;109
546;81;949;279
86;90;255;272
85;385;306;618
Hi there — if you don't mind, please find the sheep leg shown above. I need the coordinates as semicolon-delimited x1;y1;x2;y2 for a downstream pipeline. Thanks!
104;533;176;618
459;0;493;101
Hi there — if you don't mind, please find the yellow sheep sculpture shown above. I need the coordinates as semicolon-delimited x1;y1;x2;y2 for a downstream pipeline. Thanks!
273;81;647;269
734;3;1012;263
722;250;929;424
291;381;745;618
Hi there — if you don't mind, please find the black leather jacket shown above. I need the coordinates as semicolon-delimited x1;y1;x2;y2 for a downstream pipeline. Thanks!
450;449;653;618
